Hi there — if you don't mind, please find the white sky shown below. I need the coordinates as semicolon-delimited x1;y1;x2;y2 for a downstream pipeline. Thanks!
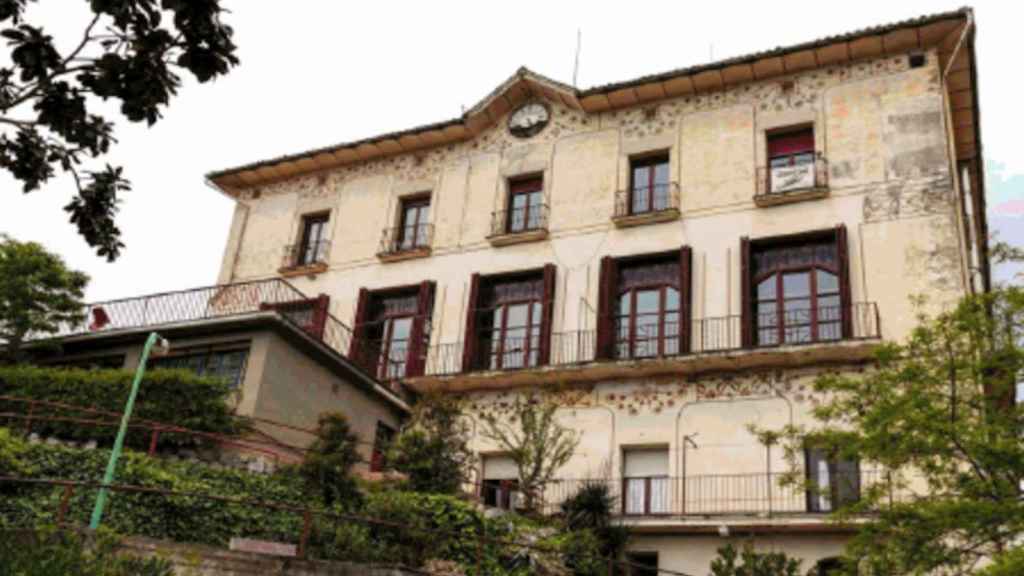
0;1;1021;302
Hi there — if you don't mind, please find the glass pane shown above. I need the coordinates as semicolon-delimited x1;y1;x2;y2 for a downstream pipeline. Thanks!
632;165;650;192
618;294;631;316
636;290;660;314
757;277;776;300
625;478;646;515
816;269;838;294
506;303;529;328
817;295;841;321
783;272;811;298
390;317;412;341
665;287;680;312
528;191;544;207
650;477;670;513
653;162;670;185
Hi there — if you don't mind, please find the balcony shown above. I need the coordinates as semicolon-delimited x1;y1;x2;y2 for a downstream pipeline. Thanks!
487;204;549;247
755;156;829;207
279;240;330;277
408;303;881;389
612;182;681;228
531;469;893;522
377;224;433;262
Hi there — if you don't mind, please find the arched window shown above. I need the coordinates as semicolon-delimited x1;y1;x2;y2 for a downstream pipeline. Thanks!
752;238;842;346
616;259;681;359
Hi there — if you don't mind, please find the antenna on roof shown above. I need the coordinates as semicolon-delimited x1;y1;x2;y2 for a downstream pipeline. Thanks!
572;28;582;87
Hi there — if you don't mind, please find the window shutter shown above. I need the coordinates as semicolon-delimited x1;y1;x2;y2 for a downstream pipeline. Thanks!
461;273;481;373
539;264;557;365
740;237;752;348
407;281;436;377
596;256;618;360
311;294;330;339
349;288;370;366
836;224;853;339
679;246;693;354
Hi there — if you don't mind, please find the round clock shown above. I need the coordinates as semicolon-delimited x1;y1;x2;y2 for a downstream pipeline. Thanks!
508;102;550;138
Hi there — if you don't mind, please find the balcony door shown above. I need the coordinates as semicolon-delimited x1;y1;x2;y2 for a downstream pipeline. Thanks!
507;177;544;233
399;195;430;250
298;212;329;266
623;449;670;515
351;282;434;379
767;127;815;193
629;154;670;214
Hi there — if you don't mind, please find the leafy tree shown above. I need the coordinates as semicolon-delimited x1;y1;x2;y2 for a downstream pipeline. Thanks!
481;393;579;513
0;0;238;260
758;287;1024;575
709;543;803;576
387;392;476;494
300;412;362;508
0;235;87;362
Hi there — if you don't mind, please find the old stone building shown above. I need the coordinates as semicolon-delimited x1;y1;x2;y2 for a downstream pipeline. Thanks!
46;7;988;574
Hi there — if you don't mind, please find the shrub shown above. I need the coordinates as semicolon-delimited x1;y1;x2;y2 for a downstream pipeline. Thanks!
0;365;239;450
300;412;362;508
387;393;475;494
0;528;173;576
709;543;803;576
559;482;629;569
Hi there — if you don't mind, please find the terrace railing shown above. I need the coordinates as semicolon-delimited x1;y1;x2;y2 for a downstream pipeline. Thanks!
613;182;680;219
378;223;433;257
490;204;549;237
417;302;880;378
530;469;895;518
282;240;330;270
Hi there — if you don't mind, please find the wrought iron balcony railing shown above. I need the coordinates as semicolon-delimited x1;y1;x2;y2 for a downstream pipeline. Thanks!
378;223;433;257
756;155;829;198
414;302;880;378
613;182;680;219
38;279;397;390
489;204;549;237
528;469;896;518
282;240;330;270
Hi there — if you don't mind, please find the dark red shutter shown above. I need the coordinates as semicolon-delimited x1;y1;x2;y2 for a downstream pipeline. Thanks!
311;294;330;339
461;273;481;373
596;256;618;360
539;264;557;366
349;288;370;366
407;281;436;377
679;246;693;354
836;224;853;339
740;237;752;348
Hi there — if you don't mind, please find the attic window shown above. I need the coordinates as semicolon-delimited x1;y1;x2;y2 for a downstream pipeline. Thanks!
908;53;926;68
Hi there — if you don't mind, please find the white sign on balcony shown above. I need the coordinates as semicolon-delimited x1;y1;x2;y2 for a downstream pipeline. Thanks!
770;162;815;193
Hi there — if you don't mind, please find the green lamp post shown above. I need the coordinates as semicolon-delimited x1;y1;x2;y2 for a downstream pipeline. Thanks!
89;331;169;529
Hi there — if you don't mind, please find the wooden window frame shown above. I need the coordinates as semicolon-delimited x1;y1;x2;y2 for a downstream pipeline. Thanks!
628;153;671;215
752;260;841;346
616;283;681;360
298;212;330;265
766;125;815;167
741;226;851;348
804;447;861;513
506;176;544;234
351;282;435;379
398;194;431;250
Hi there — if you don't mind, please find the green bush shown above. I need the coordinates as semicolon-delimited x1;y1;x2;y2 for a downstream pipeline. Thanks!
300;412;362;508
0;429;597;575
0;528;173;576
0;365;240;450
386;393;475;495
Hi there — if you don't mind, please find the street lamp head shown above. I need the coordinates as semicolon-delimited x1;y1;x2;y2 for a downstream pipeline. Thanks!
152;336;171;357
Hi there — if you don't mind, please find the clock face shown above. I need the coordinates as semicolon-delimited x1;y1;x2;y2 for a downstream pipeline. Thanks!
508;102;550;138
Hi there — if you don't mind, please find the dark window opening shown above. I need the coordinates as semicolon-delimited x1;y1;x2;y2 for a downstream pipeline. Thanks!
816;558;843;576
767;128;816;193
507;177;544;233
261;295;331;339
615;257;681;359
48;355;126;370
298;213;329;266
151;348;249;389
482;479;520;510
370;422;396;473
398;196;430;250
908;52;926;68
805;448;860;512
625;552;659;576
751;237;842;346
629;154;671;214
475;273;544;371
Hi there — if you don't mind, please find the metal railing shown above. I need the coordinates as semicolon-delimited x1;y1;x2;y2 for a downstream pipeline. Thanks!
377;224;433;257
614;182;680;218
756;156;829;197
534;469;892;518
282;240;330;269
416;303;880;378
490;204;549;237
40;279;383;389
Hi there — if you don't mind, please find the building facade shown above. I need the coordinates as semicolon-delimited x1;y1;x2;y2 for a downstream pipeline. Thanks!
204;9;986;575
